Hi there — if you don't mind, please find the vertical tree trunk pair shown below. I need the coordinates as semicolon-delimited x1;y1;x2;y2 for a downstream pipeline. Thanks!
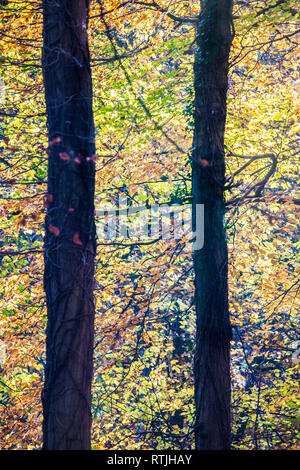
192;0;233;450
41;0;233;450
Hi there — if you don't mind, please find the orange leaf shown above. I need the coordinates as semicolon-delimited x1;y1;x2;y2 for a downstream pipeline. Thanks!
49;136;62;147
199;158;209;168
49;225;60;236
73;232;83;245
43;194;53;208
59;152;70;161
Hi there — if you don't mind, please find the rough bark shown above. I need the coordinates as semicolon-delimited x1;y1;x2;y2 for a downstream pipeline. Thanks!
192;0;233;450
42;0;96;450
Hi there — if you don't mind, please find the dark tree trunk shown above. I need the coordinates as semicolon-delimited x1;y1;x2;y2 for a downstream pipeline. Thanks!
192;0;233;450
42;0;96;450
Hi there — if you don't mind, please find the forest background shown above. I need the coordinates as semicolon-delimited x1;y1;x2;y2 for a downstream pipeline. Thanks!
0;0;299;450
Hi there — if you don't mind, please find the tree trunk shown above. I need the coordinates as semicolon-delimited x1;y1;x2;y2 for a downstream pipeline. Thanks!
42;0;96;450
192;0;233;450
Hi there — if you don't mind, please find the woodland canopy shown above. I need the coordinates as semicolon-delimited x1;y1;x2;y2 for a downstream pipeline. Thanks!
0;0;299;451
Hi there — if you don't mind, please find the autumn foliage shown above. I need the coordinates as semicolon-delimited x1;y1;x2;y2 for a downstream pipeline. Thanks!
0;0;299;450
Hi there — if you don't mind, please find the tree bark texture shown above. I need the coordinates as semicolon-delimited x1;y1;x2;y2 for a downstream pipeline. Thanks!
42;0;96;450
192;0;233;450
